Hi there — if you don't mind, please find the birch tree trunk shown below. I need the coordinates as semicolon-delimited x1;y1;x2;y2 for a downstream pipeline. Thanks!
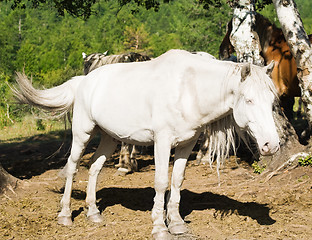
272;0;312;125
230;0;264;65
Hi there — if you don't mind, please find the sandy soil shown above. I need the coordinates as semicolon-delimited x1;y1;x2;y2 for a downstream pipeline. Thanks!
0;132;312;240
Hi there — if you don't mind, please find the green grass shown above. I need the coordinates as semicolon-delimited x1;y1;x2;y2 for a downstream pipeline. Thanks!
298;155;312;167
0;115;67;143
252;161;266;174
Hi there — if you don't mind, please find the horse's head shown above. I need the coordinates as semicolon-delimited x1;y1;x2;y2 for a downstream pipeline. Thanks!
233;61;280;156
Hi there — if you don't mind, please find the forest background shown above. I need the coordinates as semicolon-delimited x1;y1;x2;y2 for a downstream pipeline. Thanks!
0;0;311;128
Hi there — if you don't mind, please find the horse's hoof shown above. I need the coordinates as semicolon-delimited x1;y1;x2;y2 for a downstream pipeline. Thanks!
153;230;172;240
58;216;73;226
168;223;188;235
88;213;104;223
114;167;130;176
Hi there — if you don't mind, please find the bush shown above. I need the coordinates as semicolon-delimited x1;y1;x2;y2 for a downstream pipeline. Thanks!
36;119;46;131
298;155;312;166
252;161;266;174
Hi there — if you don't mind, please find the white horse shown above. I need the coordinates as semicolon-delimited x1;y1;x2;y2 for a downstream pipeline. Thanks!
14;49;279;239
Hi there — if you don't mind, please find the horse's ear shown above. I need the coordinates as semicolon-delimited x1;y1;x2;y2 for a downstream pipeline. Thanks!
265;60;275;77
241;63;251;82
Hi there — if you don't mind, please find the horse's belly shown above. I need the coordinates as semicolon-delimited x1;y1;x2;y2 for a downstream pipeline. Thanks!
101;124;199;148
97;118;154;146
113;128;154;146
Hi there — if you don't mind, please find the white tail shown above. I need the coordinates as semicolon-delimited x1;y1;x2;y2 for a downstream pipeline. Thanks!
13;72;84;117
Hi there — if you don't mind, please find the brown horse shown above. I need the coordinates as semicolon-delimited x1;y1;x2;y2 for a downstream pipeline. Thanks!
219;13;312;119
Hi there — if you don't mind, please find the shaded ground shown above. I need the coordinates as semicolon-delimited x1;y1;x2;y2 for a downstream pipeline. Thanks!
0;132;312;239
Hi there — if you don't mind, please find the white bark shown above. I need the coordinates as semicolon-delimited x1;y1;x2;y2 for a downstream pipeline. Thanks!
230;0;264;65
273;0;312;123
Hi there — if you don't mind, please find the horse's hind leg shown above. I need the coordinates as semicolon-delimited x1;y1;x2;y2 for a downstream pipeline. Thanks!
195;131;209;164
115;142;131;175
167;139;197;235
57;105;96;226
86;132;117;222
115;143;138;175
129;145;138;172
58;129;93;226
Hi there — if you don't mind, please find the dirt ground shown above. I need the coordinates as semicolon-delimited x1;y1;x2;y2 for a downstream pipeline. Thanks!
0;131;312;240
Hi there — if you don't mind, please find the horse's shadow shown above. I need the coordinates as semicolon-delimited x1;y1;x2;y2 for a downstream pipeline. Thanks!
70;187;275;225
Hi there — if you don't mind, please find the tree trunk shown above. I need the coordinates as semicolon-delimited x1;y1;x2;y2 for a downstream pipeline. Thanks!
260;106;305;172
0;164;18;194
272;0;312;125
18;16;22;41
230;0;264;65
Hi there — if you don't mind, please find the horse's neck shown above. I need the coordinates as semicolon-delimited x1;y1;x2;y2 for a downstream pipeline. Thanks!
195;63;239;126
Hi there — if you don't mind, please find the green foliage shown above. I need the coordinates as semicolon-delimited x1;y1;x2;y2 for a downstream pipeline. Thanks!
0;0;232;77
258;0;312;32
298;155;312;167
252;161;266;174
123;24;150;52
195;0;222;9
254;0;273;10
0;73;16;128
295;0;312;34
6;0;97;19
258;3;279;27
5;0;173;19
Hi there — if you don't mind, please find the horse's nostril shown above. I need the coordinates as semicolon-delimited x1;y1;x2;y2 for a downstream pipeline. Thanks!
262;142;270;153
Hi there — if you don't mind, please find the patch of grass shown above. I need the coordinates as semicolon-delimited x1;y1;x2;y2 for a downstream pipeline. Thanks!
252;161;266;174
36;119;45;131
298;155;312;166
298;174;309;182
0;115;67;143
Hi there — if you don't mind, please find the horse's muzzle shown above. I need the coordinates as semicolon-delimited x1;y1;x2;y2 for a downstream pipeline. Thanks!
260;141;280;156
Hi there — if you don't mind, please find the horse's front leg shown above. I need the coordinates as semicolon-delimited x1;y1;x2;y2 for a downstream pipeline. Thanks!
152;134;172;240
86;133;117;222
167;140;197;235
